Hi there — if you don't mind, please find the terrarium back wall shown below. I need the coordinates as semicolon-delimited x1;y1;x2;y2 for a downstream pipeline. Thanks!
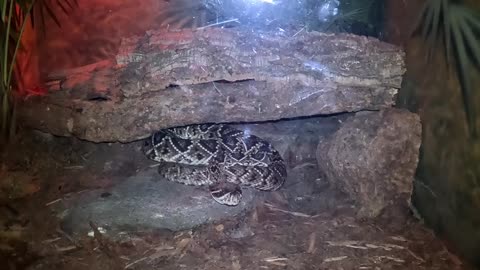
385;0;480;266
14;0;164;96
17;0;480;267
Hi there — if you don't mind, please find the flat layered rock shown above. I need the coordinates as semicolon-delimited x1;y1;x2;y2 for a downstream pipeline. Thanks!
55;168;255;237
18;27;405;142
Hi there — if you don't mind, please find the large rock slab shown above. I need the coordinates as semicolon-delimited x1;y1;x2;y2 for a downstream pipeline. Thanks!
54;168;255;238
18;27;405;142
316;108;421;219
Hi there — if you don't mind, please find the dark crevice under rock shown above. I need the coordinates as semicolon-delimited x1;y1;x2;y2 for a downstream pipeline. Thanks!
50;114;351;237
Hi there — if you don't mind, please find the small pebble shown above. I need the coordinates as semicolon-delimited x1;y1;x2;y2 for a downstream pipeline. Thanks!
215;224;224;232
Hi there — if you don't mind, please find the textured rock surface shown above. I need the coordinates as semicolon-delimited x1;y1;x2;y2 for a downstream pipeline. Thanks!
17;27;405;143
316;108;422;219
55;168;255;237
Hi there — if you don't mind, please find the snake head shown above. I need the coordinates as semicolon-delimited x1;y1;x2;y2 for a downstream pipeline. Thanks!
142;137;156;159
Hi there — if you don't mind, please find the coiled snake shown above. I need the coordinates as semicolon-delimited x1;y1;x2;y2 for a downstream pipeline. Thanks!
142;124;287;206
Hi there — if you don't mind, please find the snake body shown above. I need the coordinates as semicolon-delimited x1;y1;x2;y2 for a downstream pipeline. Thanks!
142;124;287;205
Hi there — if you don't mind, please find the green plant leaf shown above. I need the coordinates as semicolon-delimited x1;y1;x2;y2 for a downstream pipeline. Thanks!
461;8;480;69
413;0;480;138
443;0;452;66
450;8;477;137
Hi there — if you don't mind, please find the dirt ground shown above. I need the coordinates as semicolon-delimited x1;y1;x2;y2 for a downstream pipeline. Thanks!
0;129;472;270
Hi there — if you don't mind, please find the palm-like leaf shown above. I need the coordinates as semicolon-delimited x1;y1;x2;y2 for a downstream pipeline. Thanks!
30;0;77;36
414;0;480;138
1;0;77;140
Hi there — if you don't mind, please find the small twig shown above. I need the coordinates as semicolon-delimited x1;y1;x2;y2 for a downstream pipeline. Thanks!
390;236;408;242
376;255;405;263
263;257;288;262
292;27;305;37
384;243;406;250
263;257;288;266
264;203;312;218
149;163;161;168
56;245;78;253
212;82;224;96
326;240;368;250
124;257;148;269
406;248;426;262
323;256;348;263
45;198;62;206
345;244;369;250
415;180;437;198
42;237;61;244
365;243;406;251
307;232;316;253
197;19;240;30
265;261;287;266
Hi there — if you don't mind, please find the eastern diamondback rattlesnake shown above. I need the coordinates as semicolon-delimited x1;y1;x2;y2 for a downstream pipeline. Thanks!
142;124;287;206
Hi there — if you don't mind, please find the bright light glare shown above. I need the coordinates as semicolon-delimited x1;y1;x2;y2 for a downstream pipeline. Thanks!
243;127;251;138
317;0;339;22
258;0;276;4
304;60;326;72
245;0;278;5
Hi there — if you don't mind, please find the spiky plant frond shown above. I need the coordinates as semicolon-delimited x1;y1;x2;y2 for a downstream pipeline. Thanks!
0;0;76;141
414;0;480;138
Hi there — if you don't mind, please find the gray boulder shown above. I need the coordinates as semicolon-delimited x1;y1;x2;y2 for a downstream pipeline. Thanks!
316;108;422;218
